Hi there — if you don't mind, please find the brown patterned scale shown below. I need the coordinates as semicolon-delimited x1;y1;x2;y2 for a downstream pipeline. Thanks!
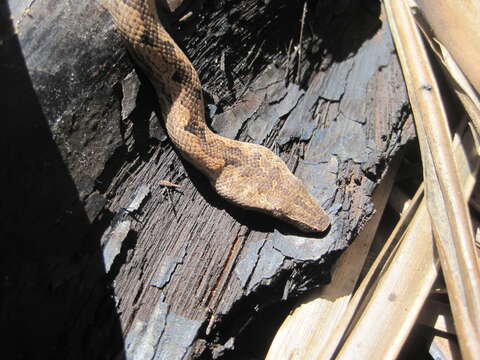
103;0;330;233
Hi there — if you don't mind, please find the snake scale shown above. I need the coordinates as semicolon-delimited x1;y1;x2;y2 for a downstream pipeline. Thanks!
104;0;330;233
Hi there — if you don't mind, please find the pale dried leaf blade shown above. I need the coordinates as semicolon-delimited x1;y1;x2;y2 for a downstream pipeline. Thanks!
412;6;480;136
383;0;480;358
414;0;480;94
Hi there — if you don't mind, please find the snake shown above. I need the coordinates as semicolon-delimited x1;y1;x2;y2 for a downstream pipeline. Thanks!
103;0;330;233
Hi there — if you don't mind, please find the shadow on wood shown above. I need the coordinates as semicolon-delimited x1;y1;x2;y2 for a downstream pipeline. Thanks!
0;2;125;359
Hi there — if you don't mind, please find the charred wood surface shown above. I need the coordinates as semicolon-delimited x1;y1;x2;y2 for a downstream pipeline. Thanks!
1;0;415;359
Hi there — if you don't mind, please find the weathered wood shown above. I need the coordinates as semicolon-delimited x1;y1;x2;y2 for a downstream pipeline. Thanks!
1;0;415;359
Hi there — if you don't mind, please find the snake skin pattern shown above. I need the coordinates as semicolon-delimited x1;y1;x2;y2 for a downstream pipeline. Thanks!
104;0;330;232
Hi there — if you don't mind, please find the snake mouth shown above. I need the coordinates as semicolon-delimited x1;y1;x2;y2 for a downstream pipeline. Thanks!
283;215;331;234
266;205;330;234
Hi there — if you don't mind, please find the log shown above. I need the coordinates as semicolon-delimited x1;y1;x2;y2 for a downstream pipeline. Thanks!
1;0;415;358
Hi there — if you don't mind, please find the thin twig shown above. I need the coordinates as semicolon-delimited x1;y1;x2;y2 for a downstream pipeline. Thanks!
296;1;307;83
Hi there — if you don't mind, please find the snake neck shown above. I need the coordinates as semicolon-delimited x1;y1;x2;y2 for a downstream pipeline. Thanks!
105;0;227;179
166;100;230;180
103;0;161;39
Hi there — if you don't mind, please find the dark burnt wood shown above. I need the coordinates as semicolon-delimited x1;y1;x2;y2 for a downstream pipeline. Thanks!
1;0;415;358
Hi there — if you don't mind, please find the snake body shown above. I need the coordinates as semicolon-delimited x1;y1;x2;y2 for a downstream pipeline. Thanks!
104;0;330;233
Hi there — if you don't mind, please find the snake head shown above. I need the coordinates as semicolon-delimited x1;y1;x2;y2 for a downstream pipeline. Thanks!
214;144;330;233
271;175;330;233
